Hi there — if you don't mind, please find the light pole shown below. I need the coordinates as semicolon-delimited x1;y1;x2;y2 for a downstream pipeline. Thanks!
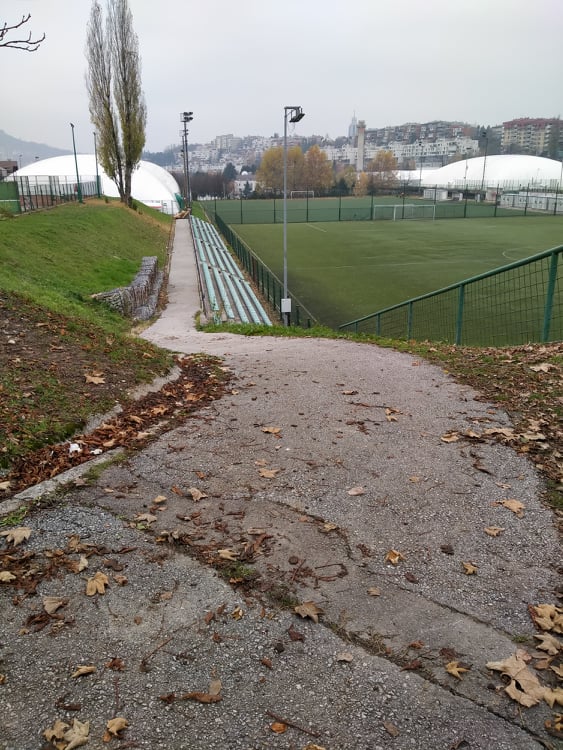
480;128;488;195
418;139;424;192
70;123;83;203
181;111;193;208
93;131;101;198
283;105;305;326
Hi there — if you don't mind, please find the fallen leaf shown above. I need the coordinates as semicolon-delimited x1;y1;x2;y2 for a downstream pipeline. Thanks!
294;601;324;623
530;363;553;373
484;526;505;537
152;495;167;504
183;691;222;703
43;596;66;614
302;745;327;750
71;665;97;678
336;651;353;662
231;606;244;620
342;389;358;395
0;480;11;491
106;717;129;736
441;431;460;443
487;652;546;707
0;526;31;546
86;571;109;596
367;587;381;597
446;661;471;679
347;486;365;496
209;679;222;696
320;522;339;532
530;604;563;633
188;487;208;501
44;719;69;742
262;426;281;435
494;499;525;518
550;665;563;678
134;513;157;524
534;633;561;655
462;562;478;575
105;657;125;670
384;549;405;565
259;468;280;478
440;544;454;555
218;548;238;561
85;373;105;384
0;571;16;582
287;624;305;641
385;408;398;422
383;721;400;737
270;721;287;733
64;718;90;750
544;688;563;708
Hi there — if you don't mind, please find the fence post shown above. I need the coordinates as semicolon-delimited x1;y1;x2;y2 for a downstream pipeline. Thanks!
338;193;342;222
464;189;468;218
494;184;499;217
524;184;529;215
553;185;559;216
407;301;413;339
541;251;559;341
455;284;465;345
240;199;243;224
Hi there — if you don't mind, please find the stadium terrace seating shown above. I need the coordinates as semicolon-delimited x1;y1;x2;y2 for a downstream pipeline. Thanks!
190;217;272;325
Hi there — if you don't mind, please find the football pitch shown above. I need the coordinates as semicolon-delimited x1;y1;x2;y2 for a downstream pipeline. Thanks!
233;216;563;329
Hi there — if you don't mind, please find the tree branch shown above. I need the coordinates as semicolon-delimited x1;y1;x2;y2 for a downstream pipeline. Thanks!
0;14;45;52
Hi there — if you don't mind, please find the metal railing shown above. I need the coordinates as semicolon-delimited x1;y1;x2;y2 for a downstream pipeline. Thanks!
0;176;98;214
339;246;562;346
211;213;317;327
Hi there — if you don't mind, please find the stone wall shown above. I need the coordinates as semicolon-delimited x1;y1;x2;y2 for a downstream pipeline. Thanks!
92;257;163;321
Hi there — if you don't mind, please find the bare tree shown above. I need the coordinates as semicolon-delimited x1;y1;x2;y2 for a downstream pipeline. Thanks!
85;0;146;207
1;14;45;51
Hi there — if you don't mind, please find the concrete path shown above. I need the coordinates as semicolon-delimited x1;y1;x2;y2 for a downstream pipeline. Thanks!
1;219;561;750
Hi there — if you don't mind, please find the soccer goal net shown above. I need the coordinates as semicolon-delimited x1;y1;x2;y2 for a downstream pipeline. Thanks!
392;203;435;221
290;190;315;199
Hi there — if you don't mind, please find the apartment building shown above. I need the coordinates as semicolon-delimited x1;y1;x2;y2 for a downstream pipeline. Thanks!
502;118;561;156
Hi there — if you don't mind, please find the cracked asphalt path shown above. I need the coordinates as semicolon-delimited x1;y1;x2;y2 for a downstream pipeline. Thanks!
1;220;560;749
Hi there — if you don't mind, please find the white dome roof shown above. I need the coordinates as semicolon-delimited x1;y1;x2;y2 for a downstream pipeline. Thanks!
12;155;180;213
423;154;563;189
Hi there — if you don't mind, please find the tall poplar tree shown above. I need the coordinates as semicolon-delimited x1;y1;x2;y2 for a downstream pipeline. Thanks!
85;0;146;207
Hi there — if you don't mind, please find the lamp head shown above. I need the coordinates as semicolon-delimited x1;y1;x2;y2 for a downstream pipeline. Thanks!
289;107;305;123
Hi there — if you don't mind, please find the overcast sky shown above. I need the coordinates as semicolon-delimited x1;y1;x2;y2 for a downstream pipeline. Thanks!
3;0;563;155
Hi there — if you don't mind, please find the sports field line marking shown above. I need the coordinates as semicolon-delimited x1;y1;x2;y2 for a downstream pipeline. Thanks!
306;224;327;233
502;247;530;260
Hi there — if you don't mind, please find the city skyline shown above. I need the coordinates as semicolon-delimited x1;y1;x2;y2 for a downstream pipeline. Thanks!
2;0;562;154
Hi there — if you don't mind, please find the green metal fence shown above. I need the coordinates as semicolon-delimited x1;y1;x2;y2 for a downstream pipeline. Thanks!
204;186;563;226
212;214;317;327
339;246;562;346
0;176;98;214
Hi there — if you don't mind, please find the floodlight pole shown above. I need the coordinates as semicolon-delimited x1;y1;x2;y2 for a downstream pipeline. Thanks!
480;128;488;195
283;105;305;326
418;139;424;193
70;123;83;204
181;111;193;209
93;131;101;198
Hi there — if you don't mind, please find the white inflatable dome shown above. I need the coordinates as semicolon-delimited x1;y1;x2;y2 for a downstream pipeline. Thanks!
423;154;563;189
12;154;181;214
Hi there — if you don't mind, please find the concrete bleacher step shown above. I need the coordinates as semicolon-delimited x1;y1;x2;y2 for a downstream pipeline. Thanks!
190;216;272;326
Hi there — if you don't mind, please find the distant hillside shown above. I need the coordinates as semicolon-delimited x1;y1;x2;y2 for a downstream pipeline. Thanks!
0;129;69;166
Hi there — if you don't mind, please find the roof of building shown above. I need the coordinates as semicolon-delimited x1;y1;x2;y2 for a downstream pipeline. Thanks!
421;154;563;188
11;155;180;213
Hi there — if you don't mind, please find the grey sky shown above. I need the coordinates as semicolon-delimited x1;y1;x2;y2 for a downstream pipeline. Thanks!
3;0;563;154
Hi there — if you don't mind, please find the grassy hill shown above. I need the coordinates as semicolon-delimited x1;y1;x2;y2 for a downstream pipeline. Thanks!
0;200;174;472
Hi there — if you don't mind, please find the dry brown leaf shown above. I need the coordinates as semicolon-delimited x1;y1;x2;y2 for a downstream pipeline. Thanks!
270;721;287;734
218;548;238;561
64;718;90;750
530;604;563;634
384;549;405;565
545;713;563;732
336;651;353;662
231;606;244;620
86;571;109;596
0;526;31;546
544;688;563;709
209;679;222;696
347;486;365;496
302;745;327;750
188;487;208;501
484;526;505;537
0;480;11;491
43;596;66;614
441;431;460;443
262;426;281;435
106;717;128;736
487;652;546;707
534;633;561;655
0;571;16;582
258;468;280;478
367;586;381;597
71;665;97;678
462;562;478;575
134;512;157;524
385;408;398;422
383;721;400;737
85;373;105;384
550;665;563;679
446;661;471;680
294;601;324;623
183;691;222;703
44;719;70;742
152;495;167;504
320;522;339;532
494;498;525;517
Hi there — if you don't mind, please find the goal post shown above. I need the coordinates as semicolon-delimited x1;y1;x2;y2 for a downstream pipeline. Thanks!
290;190;315;199
379;203;436;221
